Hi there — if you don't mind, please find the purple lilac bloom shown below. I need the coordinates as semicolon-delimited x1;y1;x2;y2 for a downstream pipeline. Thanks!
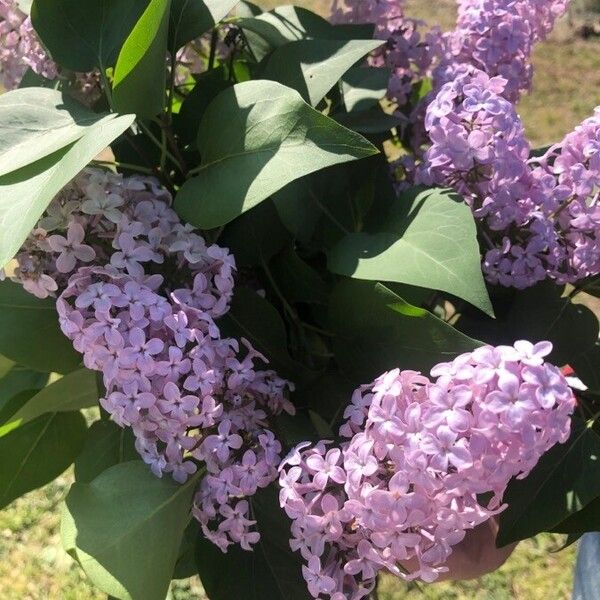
436;0;571;103
418;67;600;288
0;0;57;89
279;343;575;597
331;0;443;109
9;168;294;554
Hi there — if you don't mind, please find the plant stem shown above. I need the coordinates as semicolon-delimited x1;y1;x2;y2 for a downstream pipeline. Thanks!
208;28;219;70
261;258;316;369
156;115;189;176
309;189;350;234
90;160;154;175
138;121;185;174
124;131;176;194
550;195;577;220
98;65;114;111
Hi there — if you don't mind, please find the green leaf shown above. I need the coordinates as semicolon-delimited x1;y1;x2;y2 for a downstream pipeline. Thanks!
0;281;80;373
0;113;134;268
0;360;49;431
507;286;599;367
175;66;231;144
219;287;309;383
173;521;200;580
572;343;600;394
169;0;239;49
219;200;290;268
0;88;119;177
0;364;48;407
196;485;310;600
75;420;138;484
328;187;494;316
334;109;404;134
113;0;172;118
271;246;329;305
235;6;333;47
31;0;149;72
0;411;87;509
4;368;98;430
341;66;390;112
175;80;377;229
498;418;600;547
271;175;322;244
62;461;197;600
328;280;481;382
458;283;599;368
0;390;39;437
551;496;600;537
262;39;382;106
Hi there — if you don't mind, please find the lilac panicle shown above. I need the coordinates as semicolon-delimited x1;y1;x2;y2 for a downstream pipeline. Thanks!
279;343;575;597
9;168;294;553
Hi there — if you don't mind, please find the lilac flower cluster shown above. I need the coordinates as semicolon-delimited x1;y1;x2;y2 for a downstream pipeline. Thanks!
331;0;442;108
279;342;575;598
8;168;294;552
418;67;600;287
436;0;570;103
0;0;57;89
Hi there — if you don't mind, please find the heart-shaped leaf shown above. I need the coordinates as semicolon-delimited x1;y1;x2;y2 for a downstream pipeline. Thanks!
341;66;390;112
62;461;197;600
0;113;134;268
262;39;382;106
235;5;333;47
0;364;48;414
31;0;149;72
328;280;481;382
74;420;139;484
169;0;240;49
0;88;119;177
175;80;377;229
328;187;494;316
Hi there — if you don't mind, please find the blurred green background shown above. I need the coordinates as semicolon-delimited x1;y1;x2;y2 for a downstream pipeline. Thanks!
2;0;599;598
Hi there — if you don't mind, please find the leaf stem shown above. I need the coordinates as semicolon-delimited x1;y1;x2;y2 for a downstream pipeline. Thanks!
156;115;189;176
309;190;350;234
124;131;176;194
261;258;316;369
98;65;114;111
91;160;154;176
208;28;219;70
138;121;185;174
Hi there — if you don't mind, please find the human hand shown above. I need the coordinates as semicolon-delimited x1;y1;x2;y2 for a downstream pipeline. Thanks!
402;519;518;582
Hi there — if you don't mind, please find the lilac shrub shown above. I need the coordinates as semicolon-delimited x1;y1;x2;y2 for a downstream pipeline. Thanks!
6;168;294;552
280;342;575;598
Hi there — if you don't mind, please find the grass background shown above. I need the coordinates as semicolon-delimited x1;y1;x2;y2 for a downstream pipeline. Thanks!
2;0;598;598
